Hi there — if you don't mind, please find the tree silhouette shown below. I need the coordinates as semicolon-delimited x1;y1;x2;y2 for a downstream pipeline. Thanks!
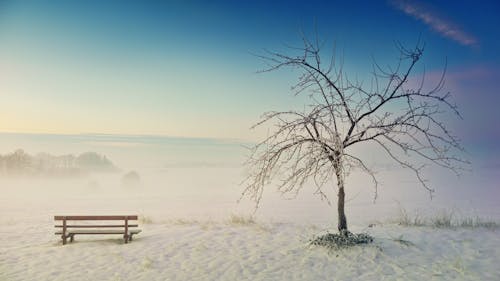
243;37;468;234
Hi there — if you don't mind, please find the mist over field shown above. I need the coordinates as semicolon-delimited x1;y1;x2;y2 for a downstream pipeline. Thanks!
1;132;498;225
2;133;499;280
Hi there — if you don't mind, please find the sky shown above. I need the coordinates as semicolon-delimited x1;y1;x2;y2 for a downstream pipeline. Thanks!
0;0;500;221
0;0;499;150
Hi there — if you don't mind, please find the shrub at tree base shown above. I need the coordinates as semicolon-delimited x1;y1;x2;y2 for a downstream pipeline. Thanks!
310;230;373;249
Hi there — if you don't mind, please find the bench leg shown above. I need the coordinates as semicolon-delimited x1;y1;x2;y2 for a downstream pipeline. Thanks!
70;234;74;242
129;234;133;242
62;235;67;245
123;234;129;244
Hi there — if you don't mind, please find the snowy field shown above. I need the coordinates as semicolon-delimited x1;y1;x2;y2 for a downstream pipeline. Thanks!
1;176;499;281
1;134;499;280
1;214;499;280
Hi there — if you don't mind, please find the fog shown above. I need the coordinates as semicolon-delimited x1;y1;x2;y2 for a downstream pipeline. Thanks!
1;133;499;226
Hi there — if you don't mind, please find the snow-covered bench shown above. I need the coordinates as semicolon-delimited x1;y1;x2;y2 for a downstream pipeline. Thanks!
54;215;141;245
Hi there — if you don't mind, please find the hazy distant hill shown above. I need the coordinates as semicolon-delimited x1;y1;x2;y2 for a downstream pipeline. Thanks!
0;149;118;177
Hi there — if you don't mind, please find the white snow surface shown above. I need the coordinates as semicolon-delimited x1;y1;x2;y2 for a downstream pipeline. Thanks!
1;166;499;281
1;217;499;281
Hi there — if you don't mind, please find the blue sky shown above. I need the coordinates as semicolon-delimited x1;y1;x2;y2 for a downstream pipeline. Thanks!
0;0;499;148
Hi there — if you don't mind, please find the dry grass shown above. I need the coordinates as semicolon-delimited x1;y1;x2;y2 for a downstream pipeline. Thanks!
171;218;201;225
138;215;153;224
227;214;256;226
394;207;499;229
430;210;454;228
396;207;425;227
456;216;499;228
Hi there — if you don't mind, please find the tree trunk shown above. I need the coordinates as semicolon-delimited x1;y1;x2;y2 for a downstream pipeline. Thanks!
336;169;348;233
337;185;347;232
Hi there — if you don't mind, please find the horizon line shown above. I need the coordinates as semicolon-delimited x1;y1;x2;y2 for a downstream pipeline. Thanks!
0;131;252;145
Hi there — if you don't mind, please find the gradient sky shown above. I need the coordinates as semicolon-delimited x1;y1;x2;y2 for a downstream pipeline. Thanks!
0;0;499;152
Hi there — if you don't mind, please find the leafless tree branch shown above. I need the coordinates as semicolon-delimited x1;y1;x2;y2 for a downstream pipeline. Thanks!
242;35;468;232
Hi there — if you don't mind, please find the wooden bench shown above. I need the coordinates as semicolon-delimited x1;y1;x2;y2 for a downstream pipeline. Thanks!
54;215;141;245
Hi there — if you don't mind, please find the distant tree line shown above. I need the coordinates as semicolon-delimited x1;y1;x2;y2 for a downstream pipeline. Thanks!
0;149;118;177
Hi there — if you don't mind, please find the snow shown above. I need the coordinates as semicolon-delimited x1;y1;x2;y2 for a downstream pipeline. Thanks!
1;177;499;281
1;216;499;280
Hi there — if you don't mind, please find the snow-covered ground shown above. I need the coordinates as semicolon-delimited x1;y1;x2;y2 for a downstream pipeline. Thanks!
1;215;499;281
1;176;499;281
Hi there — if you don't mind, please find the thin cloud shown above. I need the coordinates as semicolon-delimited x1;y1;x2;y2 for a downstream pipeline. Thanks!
390;0;478;47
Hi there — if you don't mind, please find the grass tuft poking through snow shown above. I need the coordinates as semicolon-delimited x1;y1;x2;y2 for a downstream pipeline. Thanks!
396;207;425;227
395;208;499;229
227;214;256;225
430;210;454;228
458;217;499;228
171;218;201;225
138;215;154;224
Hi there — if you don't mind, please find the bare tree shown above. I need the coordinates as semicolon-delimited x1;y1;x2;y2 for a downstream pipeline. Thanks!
242;37;468;234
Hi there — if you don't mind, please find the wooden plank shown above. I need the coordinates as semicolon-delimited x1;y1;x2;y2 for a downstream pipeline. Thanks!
55;229;141;235
56;230;126;234
54;225;139;228
54;215;138;220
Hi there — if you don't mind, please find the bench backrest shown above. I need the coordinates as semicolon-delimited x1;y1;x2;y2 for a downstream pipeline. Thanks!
54;215;138;220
